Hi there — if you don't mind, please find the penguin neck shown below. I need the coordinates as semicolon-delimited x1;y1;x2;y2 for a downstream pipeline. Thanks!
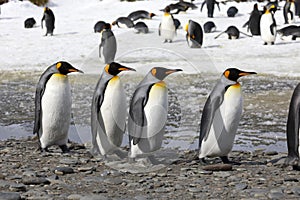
220;75;237;86
139;72;161;87
164;13;171;17
53;73;67;78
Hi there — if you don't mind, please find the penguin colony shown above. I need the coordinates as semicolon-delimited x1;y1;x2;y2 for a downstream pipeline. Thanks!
24;0;300;169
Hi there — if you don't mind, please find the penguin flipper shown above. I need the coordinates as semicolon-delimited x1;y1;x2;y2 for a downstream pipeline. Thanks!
129;83;152;145
199;93;224;149
129;97;147;145
200;1;206;12
158;23;161;36
270;23;276;35
33;64;59;137
216;1;221;12
286;83;300;164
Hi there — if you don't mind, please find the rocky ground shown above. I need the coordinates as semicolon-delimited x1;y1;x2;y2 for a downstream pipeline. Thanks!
0;138;300;200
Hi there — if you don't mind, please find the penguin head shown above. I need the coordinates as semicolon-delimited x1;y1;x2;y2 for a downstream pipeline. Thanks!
164;6;171;13
56;61;83;75
264;4;276;14
254;3;258;10
223;68;256;82
151;67;182;80
150;13;156;18
103;23;112;29
105;62;135;76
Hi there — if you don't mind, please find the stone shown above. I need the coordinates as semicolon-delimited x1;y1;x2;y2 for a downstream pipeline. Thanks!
104;178;123;185
235;183;248;190
67;194;83;200
22;177;50;185
0;192;21;200
202;164;232;171
54;167;74;175
265;151;278;156
80;194;108;200
268;192;284;199
9;184;26;192
77;167;95;172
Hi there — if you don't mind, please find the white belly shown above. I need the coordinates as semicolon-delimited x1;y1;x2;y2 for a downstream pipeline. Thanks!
130;82;168;158
97;76;126;155
260;14;276;44
40;74;71;148
289;3;296;23
160;16;176;40
200;84;243;158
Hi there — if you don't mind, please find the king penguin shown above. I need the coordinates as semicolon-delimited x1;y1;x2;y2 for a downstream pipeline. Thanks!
99;23;117;64
260;5;277;45
185;19;203;48
128;67;182;162
41;7;55;36
243;3;262;36
284;0;296;24
91;62;135;158
159;6;176;43
198;68;256;164
33;61;83;152
285;83;300;168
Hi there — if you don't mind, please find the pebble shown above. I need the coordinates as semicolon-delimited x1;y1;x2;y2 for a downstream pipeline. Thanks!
9;184;26;192
235;183;248;190
202;164;232;171
80;194;108;200
1;138;300;199
22;177;50;185
268;192;285;199
54;167;74;175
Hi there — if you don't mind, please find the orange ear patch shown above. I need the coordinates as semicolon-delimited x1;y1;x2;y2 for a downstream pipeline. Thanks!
151;68;157;76
56;62;62;69
105;64;110;73
224;70;230;78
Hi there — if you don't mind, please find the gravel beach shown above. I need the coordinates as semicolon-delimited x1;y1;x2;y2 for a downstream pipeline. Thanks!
0;137;299;200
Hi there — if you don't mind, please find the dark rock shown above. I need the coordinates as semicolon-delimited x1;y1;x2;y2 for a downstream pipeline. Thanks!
284;177;299;182
54;167;74;175
22;177;50;185
9;184;26;192
202;164;232;171
265;151;278;156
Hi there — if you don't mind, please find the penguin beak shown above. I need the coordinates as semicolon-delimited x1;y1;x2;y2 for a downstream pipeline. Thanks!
166;69;183;75
238;71;256;77
69;68;84;74
118;67;136;72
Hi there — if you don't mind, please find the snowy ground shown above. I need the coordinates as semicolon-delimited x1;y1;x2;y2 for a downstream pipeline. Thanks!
0;0;300;75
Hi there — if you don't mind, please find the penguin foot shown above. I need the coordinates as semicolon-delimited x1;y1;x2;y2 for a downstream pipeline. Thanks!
220;156;240;165
198;158;208;166
59;145;70;153
168;40;173;43
283;156;299;167
128;157;136;164
163;39;168;43
271;42;274;45
263;42;267;45
40;147;49;153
